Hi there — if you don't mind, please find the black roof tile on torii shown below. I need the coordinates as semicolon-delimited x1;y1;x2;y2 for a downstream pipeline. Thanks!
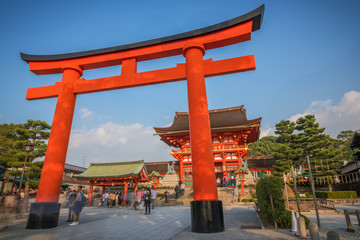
20;5;264;63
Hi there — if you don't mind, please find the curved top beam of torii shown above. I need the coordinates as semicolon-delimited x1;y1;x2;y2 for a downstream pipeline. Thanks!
20;5;264;75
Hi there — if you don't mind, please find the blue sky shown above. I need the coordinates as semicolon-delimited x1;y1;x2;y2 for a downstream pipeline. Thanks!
0;0;359;167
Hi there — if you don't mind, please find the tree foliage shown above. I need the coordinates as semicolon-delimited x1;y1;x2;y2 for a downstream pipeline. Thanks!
249;136;278;157
249;115;352;176
0;120;50;189
334;130;354;161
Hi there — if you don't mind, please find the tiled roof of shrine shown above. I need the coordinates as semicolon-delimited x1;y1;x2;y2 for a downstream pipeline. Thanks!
75;160;147;180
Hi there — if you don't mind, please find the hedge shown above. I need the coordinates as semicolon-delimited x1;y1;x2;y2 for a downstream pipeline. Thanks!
256;176;287;228
315;191;357;199
241;198;254;202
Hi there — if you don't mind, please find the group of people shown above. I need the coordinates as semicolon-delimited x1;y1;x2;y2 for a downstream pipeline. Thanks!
65;185;85;226
216;173;237;187
64;185;159;227
174;180;185;199
0;192;22;221
101;191;124;207
131;187;157;215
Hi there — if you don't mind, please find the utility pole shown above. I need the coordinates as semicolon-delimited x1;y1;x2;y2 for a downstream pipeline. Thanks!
291;166;301;215
283;172;289;209
83;156;87;168
306;155;321;228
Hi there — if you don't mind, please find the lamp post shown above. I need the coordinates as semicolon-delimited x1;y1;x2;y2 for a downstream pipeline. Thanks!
18;142;33;195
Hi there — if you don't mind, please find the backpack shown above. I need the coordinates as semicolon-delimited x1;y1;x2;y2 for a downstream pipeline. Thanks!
80;192;87;207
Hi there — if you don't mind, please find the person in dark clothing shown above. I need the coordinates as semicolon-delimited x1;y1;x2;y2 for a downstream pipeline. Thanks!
174;185;179;199
164;190;169;203
67;190;77;222
144;189;151;215
70;186;84;226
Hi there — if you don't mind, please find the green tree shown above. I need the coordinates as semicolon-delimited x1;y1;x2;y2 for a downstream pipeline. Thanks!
0;120;50;195
249;136;278;156
294;115;341;176
335;130;354;161
272;120;297;176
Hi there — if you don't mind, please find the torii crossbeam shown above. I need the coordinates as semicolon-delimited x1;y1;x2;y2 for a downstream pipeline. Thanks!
22;5;264;232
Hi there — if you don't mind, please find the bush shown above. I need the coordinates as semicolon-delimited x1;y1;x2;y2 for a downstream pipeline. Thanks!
281;210;310;229
304;192;313;198
157;193;165;199
241;198;254;202
256;176;286;228
315;191;357;199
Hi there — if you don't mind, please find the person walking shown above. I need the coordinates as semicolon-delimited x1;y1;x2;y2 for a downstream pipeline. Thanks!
67;190;77;222
144;189;151;215
174;185;179;199
231;174;236;187
151;187;157;209
216;177;221;187
103;191;108;207
137;188;144;214
164;190;169;203
108;192;114;208
223;175;228;187
69;186;84;226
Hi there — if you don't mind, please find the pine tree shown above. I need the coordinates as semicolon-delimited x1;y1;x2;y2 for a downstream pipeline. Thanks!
335;130;354;161
249;136;278;157
272;120;297;176
294;115;341;176
0;120;50;196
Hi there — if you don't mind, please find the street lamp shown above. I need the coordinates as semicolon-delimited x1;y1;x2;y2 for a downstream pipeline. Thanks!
18;142;33;195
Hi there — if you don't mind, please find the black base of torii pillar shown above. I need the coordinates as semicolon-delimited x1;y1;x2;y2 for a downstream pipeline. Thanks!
191;200;224;233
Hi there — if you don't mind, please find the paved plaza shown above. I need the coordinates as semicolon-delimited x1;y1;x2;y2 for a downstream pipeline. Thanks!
1;205;360;240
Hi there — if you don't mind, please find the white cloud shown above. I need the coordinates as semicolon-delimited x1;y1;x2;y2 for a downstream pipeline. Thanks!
288;90;360;137
288;113;311;123
260;127;275;138
79;108;93;119
66;122;172;166
260;91;360;139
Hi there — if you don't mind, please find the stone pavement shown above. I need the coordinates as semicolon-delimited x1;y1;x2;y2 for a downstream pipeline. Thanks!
1;205;360;240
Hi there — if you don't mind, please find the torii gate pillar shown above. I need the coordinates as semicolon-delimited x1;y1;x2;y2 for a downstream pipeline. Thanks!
183;43;223;232
27;66;82;229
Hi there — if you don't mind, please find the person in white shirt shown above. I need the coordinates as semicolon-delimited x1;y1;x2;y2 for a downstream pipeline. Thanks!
151;187;157;209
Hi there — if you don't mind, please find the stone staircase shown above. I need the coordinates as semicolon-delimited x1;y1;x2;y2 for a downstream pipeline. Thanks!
158;187;250;207
159;174;179;188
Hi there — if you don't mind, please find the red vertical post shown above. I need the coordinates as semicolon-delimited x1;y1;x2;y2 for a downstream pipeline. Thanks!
240;179;245;198
88;183;93;206
183;43;217;201
123;182;128;206
36;66;82;203
102;186;106;195
26;66;82;229
134;182;138;194
180;161;184;183
183;43;224;233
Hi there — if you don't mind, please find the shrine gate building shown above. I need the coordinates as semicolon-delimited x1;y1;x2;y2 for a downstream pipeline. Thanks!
154;105;272;187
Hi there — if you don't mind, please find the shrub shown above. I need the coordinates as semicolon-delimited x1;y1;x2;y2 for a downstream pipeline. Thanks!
241;198;254;202
315;191;357;199
304;192;313;198
281;210;310;229
157;193;165;199
256;176;286;228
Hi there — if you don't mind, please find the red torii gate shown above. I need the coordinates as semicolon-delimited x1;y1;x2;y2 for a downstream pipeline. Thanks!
22;5;264;232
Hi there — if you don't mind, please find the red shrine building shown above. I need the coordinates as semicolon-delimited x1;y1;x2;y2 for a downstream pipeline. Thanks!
154;105;273;187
